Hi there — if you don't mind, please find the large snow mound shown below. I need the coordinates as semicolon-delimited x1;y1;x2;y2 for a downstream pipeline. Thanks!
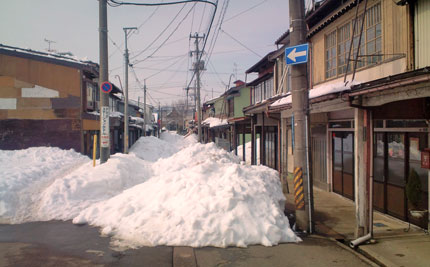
73;141;299;247
37;154;153;221
1;132;300;248
0;147;88;223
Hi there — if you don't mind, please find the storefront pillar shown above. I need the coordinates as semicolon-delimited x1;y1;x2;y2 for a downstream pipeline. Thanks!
354;108;369;238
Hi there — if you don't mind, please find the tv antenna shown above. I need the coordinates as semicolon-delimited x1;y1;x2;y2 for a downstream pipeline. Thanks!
44;38;56;52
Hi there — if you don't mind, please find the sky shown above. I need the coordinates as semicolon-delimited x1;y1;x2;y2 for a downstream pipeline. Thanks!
0;0;312;107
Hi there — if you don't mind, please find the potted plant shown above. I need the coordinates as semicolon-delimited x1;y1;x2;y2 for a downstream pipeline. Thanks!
406;168;427;219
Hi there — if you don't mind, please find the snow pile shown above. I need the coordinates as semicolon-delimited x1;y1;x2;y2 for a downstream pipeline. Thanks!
237;139;260;164
0;147;88;223
271;81;360;107
130;135;180;162
74;142;299;247
1;132;299;248
202;117;228;128
37;154;153;221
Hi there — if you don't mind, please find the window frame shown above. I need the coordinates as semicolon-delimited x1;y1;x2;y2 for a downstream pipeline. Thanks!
324;2;383;80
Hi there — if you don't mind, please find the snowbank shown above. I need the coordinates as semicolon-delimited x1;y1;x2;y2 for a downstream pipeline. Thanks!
0;147;88;223
37;154;153;221
1;132;299;248
74;142;299;247
236;138;260;164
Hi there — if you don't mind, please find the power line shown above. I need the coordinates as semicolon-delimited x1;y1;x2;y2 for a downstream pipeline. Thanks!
130;36;188;56
131;3;197;66
130;4;188;60
108;0;216;7
223;0;267;23
220;29;262;58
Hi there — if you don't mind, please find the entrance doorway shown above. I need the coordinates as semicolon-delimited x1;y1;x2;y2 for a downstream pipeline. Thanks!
332;132;354;200
373;132;429;228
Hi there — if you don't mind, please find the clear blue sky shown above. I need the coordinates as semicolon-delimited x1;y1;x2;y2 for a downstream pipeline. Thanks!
0;0;314;106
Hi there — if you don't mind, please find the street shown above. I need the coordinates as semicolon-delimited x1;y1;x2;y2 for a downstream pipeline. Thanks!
0;221;375;267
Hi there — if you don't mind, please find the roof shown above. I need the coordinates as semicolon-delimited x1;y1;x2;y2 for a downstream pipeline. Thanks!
306;0;357;38
245;50;277;74
350;66;430;96
0;44;98;74
275;30;290;46
243;94;284;115
246;72;273;87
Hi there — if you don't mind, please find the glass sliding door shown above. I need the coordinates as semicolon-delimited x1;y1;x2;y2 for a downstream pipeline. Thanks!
332;132;355;200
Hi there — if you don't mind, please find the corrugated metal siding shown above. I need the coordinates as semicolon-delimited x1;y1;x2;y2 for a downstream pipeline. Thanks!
415;0;430;68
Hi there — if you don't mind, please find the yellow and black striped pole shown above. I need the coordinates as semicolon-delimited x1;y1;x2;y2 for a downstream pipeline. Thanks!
294;167;305;210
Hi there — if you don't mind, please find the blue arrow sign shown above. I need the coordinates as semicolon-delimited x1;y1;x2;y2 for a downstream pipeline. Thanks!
285;43;309;65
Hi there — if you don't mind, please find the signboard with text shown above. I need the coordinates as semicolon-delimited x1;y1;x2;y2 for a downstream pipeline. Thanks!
100;106;110;148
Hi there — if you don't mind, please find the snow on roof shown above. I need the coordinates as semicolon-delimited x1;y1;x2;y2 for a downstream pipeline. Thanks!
202;117;228;128
270;81;360;107
131;116;145;124
0;44;97;68
87;111;123;118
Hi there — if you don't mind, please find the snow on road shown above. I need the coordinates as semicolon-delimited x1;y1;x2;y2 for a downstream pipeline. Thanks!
0;132;300;248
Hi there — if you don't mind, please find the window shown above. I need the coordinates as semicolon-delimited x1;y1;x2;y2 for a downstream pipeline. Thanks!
228;99;234;117
86;82;97;110
264;77;274;99
352;14;366;69
325;2;382;79
337;22;351;75
365;3;382;65
325;30;337;78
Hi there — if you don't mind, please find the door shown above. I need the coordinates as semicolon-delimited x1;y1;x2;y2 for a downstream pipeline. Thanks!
332;132;354;200
408;133;429;228
373;132;428;227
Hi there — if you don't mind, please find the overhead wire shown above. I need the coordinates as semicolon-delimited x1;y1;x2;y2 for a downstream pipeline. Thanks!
223;0;267;23
131;3;198;66
220;29;262;58
130;4;188;60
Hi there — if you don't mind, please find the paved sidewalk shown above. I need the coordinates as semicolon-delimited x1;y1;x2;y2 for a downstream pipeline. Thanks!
284;177;430;267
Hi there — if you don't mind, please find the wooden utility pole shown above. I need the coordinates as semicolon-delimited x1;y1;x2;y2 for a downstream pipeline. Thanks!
289;0;313;232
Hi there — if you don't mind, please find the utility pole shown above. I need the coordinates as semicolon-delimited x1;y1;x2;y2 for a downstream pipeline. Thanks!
123;26;137;154
158;102;161;137
289;0;313;232
185;87;189;131
99;0;110;163
143;79;147;137
190;32;205;142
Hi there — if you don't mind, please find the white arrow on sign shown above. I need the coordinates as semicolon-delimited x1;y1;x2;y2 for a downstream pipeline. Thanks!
287;48;307;62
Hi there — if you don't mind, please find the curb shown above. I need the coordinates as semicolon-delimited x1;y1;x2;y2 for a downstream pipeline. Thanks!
309;234;381;267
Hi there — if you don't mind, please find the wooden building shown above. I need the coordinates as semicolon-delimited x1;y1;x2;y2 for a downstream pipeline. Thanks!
0;44;122;156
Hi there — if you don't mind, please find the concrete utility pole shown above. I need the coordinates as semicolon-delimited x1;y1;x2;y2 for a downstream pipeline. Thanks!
158;102;161;137
99;0;110;163
185;87;189;131
190;32;205;142
143;79;147;136
289;0;313;232
123;27;137;154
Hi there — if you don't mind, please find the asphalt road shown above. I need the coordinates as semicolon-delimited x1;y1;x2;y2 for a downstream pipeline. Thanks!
0;221;376;267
